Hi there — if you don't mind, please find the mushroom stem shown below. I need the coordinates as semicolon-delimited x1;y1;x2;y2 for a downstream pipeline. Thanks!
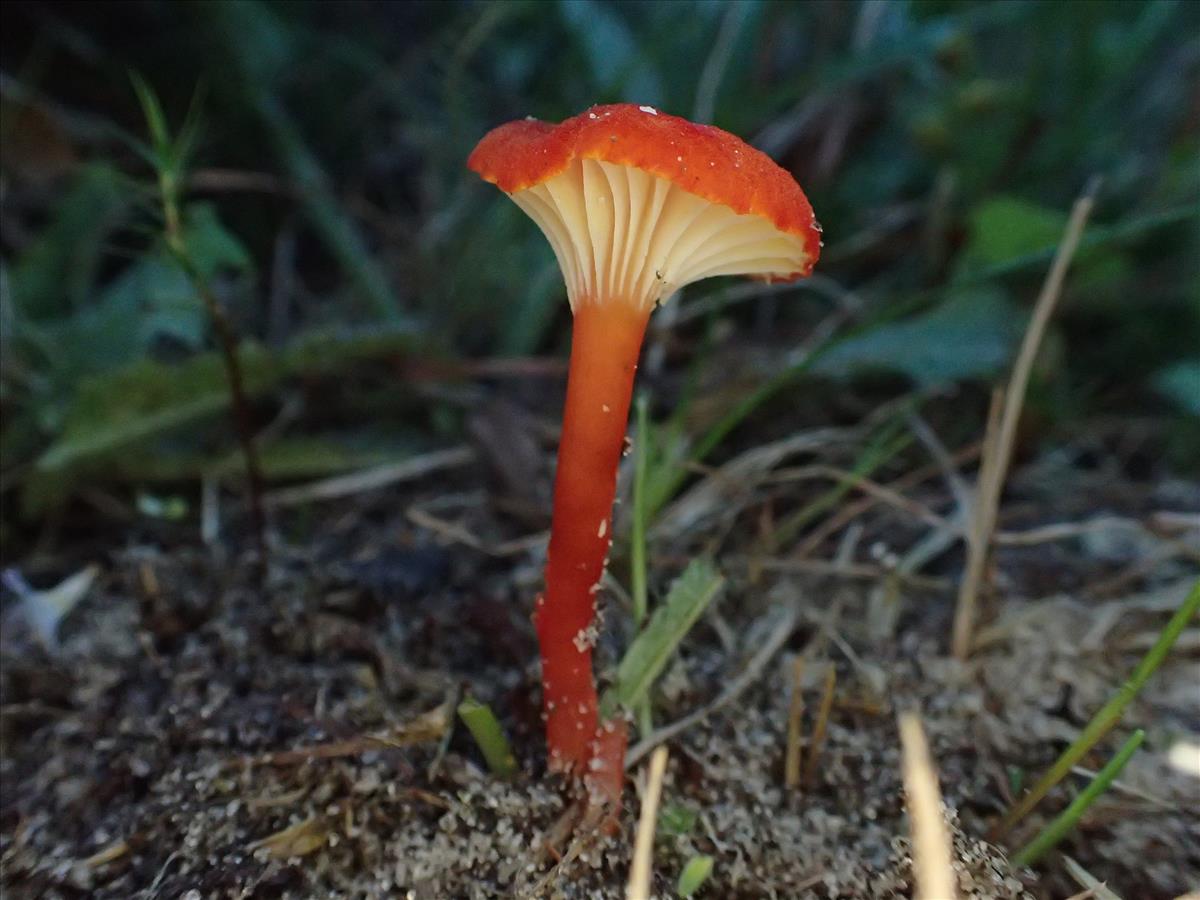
538;299;650;776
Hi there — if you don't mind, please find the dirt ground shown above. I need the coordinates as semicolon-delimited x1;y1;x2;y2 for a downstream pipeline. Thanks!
1;389;1198;899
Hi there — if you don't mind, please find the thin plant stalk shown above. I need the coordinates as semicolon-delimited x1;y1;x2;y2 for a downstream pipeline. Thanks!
179;254;269;569
133;73;268;570
1011;729;1145;868
898;712;957;900
953;184;1097;659
993;577;1199;838
630;392;653;738
631;393;651;625
784;655;806;789
627;746;669;900
802;664;837;788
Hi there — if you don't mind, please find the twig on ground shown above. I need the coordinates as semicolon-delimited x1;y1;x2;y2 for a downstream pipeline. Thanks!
1061;855;1123;900
405;507;547;557
953;181;1099;659
627;747;669;900
264;446;474;507
802;665;837;789
784;655;807;789
750;557;951;591
1083;546;1196;598
655;428;849;538
83;839;130;869
906;413;972;514
235;704;450;768
994;515;1200;551
141;850;182;899
768;463;950;531
794;443;981;559
626;604;799;767
246;816;326;858
898;712;957;900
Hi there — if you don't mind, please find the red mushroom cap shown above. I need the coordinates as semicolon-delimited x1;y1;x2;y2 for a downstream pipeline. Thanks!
469;104;820;279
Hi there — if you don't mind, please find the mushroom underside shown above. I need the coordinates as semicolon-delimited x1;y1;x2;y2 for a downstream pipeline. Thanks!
510;158;810;311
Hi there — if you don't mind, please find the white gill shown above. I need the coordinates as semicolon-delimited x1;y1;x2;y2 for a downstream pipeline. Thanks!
509;158;808;312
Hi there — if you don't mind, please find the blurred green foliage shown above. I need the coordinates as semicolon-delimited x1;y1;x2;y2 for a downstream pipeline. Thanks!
1;0;1197;534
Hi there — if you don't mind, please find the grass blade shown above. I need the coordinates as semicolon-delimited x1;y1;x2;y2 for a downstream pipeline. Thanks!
631;392;651;627
953;184;1097;659
994;577;1200;837
630;392;654;737
784;655;806;789
457;697;517;778
1011;729;1145;868
802;664;837;789
771;417;913;550
603;559;724;718
677;855;715;897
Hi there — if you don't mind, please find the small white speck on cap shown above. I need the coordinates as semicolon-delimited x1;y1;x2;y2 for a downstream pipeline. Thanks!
602;403;611;412
638;105;658;115
597;519;607;538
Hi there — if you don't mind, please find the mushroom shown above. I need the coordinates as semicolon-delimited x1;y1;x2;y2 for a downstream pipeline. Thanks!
468;103;820;802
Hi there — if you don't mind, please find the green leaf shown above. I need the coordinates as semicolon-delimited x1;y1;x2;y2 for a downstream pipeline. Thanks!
1153;360;1200;416
9;163;129;320
180;202;253;279
21;326;425;511
242;436;406;480
657;801;697;837
603;559;723;717
35;345;280;474
457;697;518;778
813;288;1026;387
102;435;411;484
87;254;208;354
130;70;173;167
677;855;714;897
961;196;1068;271
35;323;420;478
29;201;251;389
